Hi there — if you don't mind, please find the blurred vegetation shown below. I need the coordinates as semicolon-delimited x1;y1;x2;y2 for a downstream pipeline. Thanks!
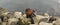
17;18;29;25
0;7;8;15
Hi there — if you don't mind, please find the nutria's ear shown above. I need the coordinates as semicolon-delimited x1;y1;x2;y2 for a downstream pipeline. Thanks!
33;10;35;12
25;8;30;12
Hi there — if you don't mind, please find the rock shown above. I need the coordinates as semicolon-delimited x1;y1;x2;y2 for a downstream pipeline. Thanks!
14;12;22;18
39;22;53;25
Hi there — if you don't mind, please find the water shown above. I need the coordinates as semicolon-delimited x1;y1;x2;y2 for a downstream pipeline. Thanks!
0;0;59;16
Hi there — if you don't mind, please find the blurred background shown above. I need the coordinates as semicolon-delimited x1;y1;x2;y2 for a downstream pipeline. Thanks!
0;0;59;16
